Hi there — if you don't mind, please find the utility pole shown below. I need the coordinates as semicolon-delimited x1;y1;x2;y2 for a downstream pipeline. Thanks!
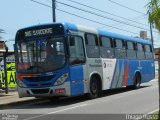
52;0;56;22
4;43;8;94
149;15;154;46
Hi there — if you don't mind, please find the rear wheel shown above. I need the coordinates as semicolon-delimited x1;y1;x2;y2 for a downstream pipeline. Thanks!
133;73;141;89
88;77;100;99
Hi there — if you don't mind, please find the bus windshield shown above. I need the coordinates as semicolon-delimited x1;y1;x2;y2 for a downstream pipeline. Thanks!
16;37;66;73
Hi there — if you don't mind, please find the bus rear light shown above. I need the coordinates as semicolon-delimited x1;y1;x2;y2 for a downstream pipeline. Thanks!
54;88;66;94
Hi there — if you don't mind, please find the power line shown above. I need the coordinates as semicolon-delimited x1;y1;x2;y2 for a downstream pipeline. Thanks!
65;0;159;35
45;0;51;3
31;0;51;8
66;0;148;27
56;8;140;35
31;0;156;32
108;0;146;15
56;1;157;33
65;0;155;33
30;0;140;36
31;0;159;40
109;15;148;30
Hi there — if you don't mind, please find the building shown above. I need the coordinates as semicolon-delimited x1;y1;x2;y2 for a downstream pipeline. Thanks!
154;48;159;61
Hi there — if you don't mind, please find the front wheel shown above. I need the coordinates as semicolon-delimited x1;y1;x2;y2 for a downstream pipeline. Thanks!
88;77;100;99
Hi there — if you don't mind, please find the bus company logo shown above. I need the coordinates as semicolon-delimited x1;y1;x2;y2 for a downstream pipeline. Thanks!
103;62;112;68
25;28;53;37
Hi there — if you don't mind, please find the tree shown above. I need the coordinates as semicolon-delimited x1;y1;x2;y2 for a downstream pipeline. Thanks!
147;1;160;119
147;0;160;31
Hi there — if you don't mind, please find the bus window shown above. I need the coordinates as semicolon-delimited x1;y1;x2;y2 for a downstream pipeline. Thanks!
100;36;114;58
85;33;100;58
69;36;86;65
114;39;126;59
145;44;153;59
127;41;137;59
137;43;145;59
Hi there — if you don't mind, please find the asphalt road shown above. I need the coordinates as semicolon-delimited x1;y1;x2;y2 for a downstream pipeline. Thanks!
0;79;159;120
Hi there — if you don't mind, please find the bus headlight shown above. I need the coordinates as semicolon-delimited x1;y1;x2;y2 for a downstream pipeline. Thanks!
17;80;27;87
54;73;68;85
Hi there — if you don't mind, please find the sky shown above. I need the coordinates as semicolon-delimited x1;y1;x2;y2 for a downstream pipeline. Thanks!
0;0;159;50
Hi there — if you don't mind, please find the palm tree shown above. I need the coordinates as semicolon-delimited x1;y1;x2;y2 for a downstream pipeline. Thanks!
147;0;160;31
147;1;160;119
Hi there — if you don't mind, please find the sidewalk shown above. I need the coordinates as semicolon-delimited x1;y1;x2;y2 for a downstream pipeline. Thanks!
0;90;37;109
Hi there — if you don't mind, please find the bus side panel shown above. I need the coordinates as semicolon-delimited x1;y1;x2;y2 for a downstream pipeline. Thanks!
69;65;84;96
139;60;155;83
126;60;139;86
110;59;128;88
102;59;117;90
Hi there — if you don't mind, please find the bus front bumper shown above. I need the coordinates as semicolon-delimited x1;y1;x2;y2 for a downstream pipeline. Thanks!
17;82;71;98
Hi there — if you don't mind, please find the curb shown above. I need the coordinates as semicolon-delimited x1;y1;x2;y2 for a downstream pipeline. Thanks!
0;98;45;109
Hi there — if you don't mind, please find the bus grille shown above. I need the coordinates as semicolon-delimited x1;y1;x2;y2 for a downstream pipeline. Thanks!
24;75;55;82
31;89;49;94
29;83;52;87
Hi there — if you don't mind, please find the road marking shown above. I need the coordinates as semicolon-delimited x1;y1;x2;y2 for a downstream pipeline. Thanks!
21;82;158;119
48;104;88;114
148;108;159;114
23;104;88;120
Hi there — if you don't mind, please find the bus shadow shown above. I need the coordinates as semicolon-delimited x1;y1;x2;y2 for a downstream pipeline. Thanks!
100;85;149;98
6;85;150;110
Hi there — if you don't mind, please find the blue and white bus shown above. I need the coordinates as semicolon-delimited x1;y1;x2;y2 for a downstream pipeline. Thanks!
15;22;155;99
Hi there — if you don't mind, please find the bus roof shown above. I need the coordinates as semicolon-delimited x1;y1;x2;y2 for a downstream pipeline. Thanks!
66;22;152;45
16;22;152;45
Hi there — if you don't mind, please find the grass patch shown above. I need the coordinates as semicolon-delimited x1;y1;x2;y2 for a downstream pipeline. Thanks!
150;111;159;120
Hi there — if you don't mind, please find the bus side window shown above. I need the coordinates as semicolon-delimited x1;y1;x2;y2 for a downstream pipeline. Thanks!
85;33;100;58
69;36;86;65
137;43;145;59
114;39;126;59
127;41;137;59
145;44;153;59
100;36;115;58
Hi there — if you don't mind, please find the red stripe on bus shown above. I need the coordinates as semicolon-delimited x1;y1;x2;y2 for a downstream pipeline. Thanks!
122;64;129;87
17;74;34;80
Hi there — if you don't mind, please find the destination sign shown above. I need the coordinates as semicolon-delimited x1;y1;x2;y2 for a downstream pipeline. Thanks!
16;24;65;40
24;28;53;37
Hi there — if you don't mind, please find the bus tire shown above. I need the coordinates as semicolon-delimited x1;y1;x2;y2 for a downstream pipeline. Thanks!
88;76;100;99
133;73;141;89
